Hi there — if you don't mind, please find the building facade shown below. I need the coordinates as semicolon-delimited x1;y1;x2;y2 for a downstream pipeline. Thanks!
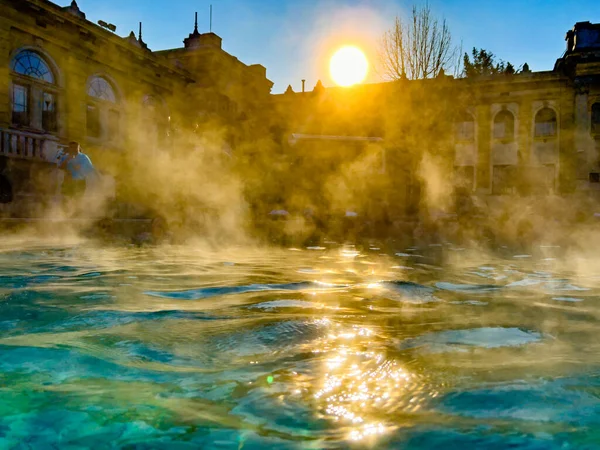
272;21;600;218
1;0;599;222
0;0;273;216
454;25;600;197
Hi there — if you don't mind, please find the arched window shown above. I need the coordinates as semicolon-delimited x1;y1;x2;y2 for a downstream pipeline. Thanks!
534;107;557;138
88;77;116;102
11;50;55;83
86;75;119;141
493;110;515;141
9;49;58;132
592;102;600;136
455;113;475;142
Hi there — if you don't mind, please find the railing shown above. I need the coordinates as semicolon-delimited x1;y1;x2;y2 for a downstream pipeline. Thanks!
0;128;61;161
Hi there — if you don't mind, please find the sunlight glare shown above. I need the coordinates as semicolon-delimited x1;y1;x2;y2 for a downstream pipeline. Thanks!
330;46;369;87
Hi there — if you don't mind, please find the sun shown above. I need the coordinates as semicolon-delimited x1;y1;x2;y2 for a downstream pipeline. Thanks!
330;46;369;87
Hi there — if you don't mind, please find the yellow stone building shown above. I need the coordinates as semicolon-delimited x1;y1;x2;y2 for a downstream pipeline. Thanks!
1;0;599;223
272;22;600;220
0;0;273;216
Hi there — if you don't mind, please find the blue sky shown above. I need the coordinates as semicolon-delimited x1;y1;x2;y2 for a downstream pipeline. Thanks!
75;0;600;93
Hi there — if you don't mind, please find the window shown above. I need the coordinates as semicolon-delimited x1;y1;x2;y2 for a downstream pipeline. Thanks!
86;76;120;142
9;49;58;132
88;77;116;103
534;107;557;138
12;84;29;126
592;103;600;136
42;92;56;132
10;50;54;84
456;113;475;142
492;165;518;195
493;110;515;141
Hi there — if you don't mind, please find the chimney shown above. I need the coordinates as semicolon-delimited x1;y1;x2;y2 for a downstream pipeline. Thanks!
301;79;306;93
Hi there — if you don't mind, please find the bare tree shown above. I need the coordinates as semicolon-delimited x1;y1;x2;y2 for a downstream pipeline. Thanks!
379;4;458;80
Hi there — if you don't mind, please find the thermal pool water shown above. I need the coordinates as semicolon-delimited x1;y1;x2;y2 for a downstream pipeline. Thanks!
0;242;599;449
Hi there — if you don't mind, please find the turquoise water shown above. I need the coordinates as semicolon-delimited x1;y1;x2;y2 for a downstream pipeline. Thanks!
1;242;600;449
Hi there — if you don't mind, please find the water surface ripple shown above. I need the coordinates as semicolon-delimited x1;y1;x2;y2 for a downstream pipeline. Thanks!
0;243;598;448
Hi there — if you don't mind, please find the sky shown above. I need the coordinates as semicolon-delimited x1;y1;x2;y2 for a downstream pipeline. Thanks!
74;0;600;93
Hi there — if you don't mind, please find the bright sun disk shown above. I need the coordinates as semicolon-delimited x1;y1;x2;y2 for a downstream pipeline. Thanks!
330;46;369;87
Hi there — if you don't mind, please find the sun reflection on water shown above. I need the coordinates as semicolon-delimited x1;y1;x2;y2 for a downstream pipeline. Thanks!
340;249;361;259
308;323;423;443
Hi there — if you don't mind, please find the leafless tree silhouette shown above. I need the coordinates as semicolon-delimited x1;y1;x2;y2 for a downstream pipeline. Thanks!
379;4;459;80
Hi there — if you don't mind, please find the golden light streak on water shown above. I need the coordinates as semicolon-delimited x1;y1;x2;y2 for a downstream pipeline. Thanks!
308;323;421;443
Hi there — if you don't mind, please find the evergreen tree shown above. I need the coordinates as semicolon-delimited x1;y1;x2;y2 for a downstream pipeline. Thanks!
463;48;517;77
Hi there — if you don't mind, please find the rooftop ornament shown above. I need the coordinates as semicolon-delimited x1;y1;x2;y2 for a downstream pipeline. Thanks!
62;0;86;20
184;12;202;49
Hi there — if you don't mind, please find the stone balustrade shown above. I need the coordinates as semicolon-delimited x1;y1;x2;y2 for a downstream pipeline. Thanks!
0;128;63;162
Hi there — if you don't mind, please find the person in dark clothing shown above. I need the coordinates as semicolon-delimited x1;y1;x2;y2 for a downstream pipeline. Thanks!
0;157;13;204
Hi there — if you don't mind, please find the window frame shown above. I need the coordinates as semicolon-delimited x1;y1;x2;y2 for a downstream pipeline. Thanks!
41;91;57;133
86;75;121;144
9;49;60;134
11;83;30;127
10;50;55;84
493;110;515;142
492;164;519;196
88;77;117;103
534;107;558;139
